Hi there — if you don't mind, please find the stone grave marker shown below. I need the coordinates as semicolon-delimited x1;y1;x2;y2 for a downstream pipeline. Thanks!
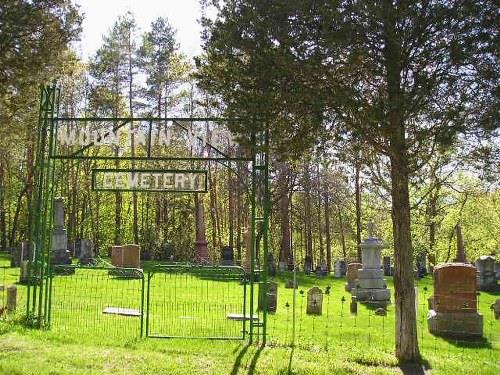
315;262;328;277
306;286;323;315
221;246;234;266
278;261;287;272
51;198;71;265
258;281;278;312
79;239;94;265
345;263;362;292
6;285;17;313
334;261;343;278
267;253;276;277
285;279;298;289
339;260;347;276
355;226;391;305
304;256;313;274
491;299;500;320
111;244;141;268
475;256;497;291
428;263;483;337
10;241;31;268
383;256;392;276
416;254;428;278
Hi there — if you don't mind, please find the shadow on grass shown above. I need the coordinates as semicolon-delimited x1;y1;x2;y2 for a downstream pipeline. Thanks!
439;335;493;349
231;343;250;375
247;345;264;375
287;347;294;374
398;355;432;375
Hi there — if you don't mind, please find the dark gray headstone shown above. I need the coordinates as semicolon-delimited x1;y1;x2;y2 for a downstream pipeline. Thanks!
383;256;392;276
79;239;94;265
267;253;276;277
221;246;234;266
258;281;278;312
304;256;313;274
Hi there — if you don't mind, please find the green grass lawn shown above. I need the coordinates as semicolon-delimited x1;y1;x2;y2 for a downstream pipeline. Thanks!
1;254;499;374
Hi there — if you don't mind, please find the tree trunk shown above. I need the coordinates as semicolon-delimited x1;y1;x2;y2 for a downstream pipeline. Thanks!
383;0;419;361
324;190;332;271
304;162;313;265
0;157;6;251
337;206;347;259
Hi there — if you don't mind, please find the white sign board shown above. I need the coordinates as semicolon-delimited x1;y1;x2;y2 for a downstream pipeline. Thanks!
92;169;208;192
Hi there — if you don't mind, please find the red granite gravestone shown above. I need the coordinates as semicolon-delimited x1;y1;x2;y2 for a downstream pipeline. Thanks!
345;263;362;292
428;263;483;337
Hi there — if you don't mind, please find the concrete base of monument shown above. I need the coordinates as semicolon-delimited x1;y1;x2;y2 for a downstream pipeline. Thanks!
428;310;483;338
355;288;391;305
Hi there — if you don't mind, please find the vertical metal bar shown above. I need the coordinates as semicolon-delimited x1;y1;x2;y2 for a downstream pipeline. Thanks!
147;120;153;158
43;84;59;325
146;271;151;337
249;133;257;343
261;129;270;345
140;271;145;337
242;272;247;340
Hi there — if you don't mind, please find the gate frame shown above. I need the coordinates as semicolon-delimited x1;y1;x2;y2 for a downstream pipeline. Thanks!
27;84;271;344
146;264;247;340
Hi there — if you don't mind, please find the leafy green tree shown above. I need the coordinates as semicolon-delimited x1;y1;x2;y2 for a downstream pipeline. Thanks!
139;17;191;117
198;0;498;362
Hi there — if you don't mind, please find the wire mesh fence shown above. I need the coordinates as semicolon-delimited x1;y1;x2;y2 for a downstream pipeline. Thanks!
146;264;247;339
0;253;26;322
49;265;144;341
264;280;499;364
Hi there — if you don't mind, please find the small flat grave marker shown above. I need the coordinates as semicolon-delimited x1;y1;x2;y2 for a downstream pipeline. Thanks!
102;307;141;317
227;313;259;321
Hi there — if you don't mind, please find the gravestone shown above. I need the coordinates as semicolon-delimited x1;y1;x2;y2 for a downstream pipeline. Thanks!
278;261;287;272
285;279;298;289
345;263;362;292
355;224;391;305
258;281;278;312
267;253;276;277
19;261;30;284
491;299;500;320
475;256;497;291
383;256;392;276
416;254;428;278
304;256;313;274
306;286;323;315
495;262;500;280
10;241;31;268
73;238;82;258
111;244;141;268
339;260;347;277
6;285;17;313
51;198;71;265
221;246;234;266
315;262;328;277
428;263;483;337
79;239;94;265
334;261;343;278
350;296;358;314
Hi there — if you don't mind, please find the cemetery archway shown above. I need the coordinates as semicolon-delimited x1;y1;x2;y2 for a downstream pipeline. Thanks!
27;84;271;343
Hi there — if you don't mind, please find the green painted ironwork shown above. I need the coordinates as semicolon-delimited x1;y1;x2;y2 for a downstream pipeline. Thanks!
27;84;270;344
48;265;145;339
146;264;247;339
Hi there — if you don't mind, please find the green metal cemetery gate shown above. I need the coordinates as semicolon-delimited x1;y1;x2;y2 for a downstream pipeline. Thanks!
146;265;247;339
26;84;271;343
